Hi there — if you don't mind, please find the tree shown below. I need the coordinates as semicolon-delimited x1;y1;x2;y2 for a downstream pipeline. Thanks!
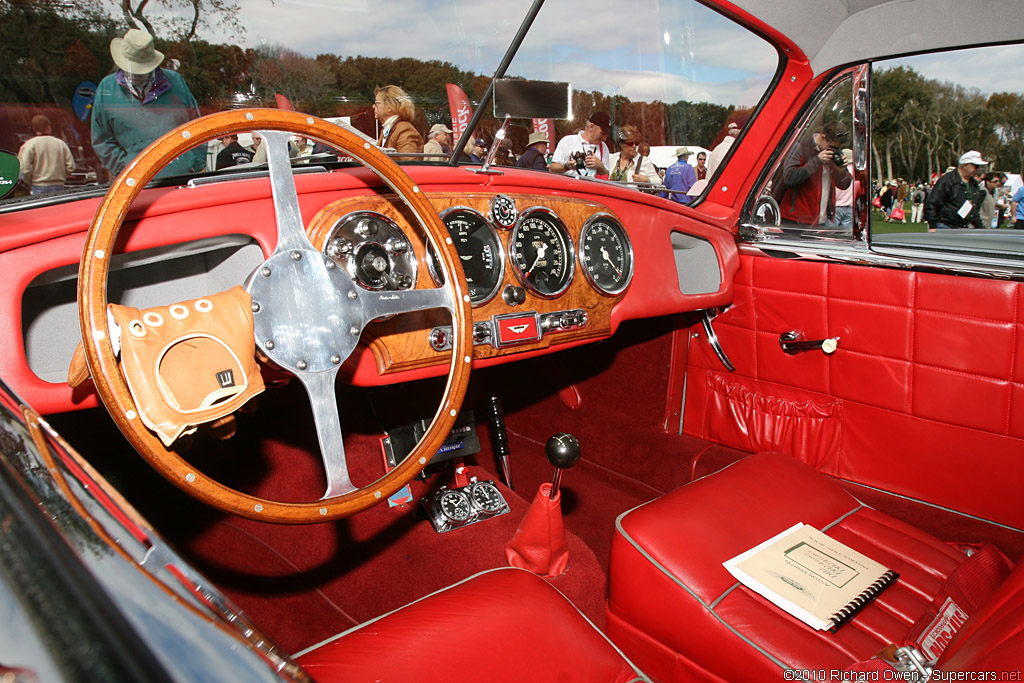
111;0;245;44
987;92;1024;173
871;66;933;181
252;45;335;116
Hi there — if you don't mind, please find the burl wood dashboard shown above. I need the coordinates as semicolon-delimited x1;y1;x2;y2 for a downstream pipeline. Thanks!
306;192;633;375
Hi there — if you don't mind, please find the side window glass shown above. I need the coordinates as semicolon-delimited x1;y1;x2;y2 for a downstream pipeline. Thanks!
749;70;867;241
870;44;1024;255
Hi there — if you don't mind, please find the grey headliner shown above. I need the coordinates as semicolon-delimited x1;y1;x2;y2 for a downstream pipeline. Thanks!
726;0;1023;74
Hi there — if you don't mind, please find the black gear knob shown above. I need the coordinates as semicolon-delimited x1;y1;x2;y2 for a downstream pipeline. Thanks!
546;433;581;469
545;434;580;500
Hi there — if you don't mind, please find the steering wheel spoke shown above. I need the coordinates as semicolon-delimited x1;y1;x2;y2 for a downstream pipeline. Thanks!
294;369;357;498
260;130;312;254
365;283;455;321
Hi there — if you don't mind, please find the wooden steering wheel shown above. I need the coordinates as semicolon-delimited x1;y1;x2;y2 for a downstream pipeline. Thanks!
78;109;472;523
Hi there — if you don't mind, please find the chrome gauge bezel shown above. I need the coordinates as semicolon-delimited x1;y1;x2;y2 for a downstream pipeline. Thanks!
467;479;504;515
427;206;505;307
323;210;417;291
508;207;575;299
578;212;634;296
438;488;473;523
488;194;519;229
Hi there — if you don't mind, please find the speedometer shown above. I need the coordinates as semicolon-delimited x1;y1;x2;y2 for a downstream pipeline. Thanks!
427;207;504;306
509;208;574;298
579;213;633;295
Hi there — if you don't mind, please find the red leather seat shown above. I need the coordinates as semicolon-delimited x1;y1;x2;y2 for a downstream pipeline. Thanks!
296;567;649;683
606;452;1020;681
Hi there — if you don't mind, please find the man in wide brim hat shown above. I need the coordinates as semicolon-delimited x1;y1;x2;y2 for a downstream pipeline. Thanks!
110;28;165;74
90;28;205;178
516;131;551;171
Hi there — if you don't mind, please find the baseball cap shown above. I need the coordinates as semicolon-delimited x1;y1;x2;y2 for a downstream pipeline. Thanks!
589;112;611;136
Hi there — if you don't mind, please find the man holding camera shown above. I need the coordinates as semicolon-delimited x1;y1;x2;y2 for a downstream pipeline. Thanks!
550;111;610;178
777;120;852;227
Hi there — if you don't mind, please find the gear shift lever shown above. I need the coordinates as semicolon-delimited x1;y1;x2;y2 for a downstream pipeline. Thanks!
546;433;580;499
506;432;579;577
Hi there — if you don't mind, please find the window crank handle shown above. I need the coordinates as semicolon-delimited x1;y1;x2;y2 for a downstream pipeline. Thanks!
779;331;840;355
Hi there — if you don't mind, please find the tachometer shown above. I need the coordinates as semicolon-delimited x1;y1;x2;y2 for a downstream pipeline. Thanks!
509;208;574;298
427;207;505;306
579;213;633;295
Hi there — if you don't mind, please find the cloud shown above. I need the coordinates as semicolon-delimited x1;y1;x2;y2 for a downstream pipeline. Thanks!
208;0;778;107
887;44;1024;97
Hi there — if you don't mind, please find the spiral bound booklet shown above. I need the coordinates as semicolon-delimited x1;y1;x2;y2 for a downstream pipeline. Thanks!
723;523;899;632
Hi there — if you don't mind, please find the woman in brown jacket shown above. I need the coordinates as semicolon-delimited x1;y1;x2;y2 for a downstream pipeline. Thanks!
373;85;423;157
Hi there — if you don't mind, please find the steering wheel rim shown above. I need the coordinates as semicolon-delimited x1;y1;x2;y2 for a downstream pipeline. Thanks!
78;109;473;523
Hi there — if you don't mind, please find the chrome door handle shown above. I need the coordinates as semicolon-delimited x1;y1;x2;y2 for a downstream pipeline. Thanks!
779;331;839;355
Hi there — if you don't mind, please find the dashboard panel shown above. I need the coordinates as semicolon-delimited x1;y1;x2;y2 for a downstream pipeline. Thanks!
306;192;629;375
6;165;737;415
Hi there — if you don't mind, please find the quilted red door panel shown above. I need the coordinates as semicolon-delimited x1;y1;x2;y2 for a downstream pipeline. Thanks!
684;252;1024;529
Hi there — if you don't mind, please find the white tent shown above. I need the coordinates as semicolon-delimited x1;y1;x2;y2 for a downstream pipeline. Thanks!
646;145;710;171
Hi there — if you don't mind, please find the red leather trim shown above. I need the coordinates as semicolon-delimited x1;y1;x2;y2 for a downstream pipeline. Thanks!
684;253;1024;529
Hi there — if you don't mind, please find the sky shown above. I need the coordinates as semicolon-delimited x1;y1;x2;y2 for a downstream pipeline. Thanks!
887;44;1024;97
197;0;779;108
164;0;1022;105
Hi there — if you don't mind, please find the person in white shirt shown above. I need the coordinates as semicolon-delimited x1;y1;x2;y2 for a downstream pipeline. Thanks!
18;115;75;195
550;111;610;178
706;121;740;177
608;125;662;188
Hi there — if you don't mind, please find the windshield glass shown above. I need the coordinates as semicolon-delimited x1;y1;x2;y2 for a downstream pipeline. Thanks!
0;0;778;208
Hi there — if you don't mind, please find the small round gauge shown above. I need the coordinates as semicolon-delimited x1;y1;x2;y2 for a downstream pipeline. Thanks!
579;213;634;295
468;480;503;514
427;207;505;306
509;208;574;298
438;489;473;523
489;194;518;229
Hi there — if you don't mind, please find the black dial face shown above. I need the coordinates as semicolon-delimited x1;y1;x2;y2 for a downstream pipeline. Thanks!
579;214;633;295
509;209;574;298
427;208;504;306
489;194;518;228
439;490;472;522
469;481;503;512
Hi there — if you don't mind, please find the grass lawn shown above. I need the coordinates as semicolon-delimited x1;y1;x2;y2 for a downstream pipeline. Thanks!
870;204;927;234
869;202;1015;234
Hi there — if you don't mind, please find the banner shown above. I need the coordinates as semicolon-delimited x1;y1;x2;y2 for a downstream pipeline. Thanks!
274;93;295;111
532;118;556;148
445;83;473;145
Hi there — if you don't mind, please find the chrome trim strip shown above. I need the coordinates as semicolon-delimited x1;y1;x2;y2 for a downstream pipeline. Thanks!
739;231;1024;281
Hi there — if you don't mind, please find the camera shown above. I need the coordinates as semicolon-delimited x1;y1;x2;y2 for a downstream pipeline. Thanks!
828;145;846;167
569;150;588;170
